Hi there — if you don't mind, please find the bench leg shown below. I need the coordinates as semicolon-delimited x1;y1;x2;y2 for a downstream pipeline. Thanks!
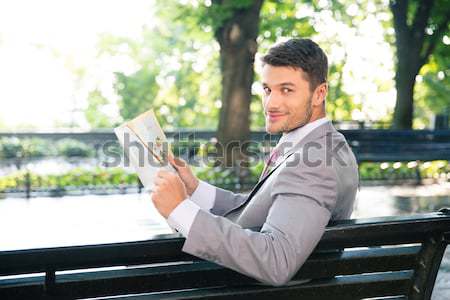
409;234;447;300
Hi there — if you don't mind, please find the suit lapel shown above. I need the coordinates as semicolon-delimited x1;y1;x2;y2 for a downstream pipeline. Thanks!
244;151;296;205
223;120;335;217
258;120;334;183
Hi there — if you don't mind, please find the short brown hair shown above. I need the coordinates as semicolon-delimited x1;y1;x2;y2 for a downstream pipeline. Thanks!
261;38;328;91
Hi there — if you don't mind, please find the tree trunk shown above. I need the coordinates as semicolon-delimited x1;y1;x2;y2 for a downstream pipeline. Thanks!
389;0;449;129
392;51;421;129
214;0;263;169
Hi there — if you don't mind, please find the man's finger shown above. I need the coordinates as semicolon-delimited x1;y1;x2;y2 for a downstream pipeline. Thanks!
168;151;186;170
168;151;177;168
154;177;164;186
173;156;187;168
156;170;171;178
152;185;161;195
150;191;157;202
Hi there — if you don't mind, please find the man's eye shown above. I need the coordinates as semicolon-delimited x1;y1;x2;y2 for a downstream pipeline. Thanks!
263;87;271;95
282;88;292;93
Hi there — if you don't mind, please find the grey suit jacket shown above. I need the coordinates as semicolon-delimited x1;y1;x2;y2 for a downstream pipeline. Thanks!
181;121;359;286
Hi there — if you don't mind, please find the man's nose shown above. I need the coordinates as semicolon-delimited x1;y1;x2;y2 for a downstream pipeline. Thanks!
265;92;282;109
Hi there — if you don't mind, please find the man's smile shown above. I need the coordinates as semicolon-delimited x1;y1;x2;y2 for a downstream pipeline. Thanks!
267;112;287;122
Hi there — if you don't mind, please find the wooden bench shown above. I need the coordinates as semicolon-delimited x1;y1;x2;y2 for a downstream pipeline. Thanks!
343;129;450;162
1;210;449;300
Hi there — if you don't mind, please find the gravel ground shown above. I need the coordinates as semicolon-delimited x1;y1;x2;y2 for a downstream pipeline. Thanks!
432;247;450;300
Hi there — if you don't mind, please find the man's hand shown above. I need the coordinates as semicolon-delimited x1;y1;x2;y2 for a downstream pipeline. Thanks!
151;170;188;218
168;152;199;196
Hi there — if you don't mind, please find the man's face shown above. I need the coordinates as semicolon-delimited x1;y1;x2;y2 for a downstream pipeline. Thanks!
261;64;314;134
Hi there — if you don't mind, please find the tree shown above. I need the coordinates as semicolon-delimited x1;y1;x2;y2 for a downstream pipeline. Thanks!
85;89;115;128
209;0;264;166
389;0;449;129
414;39;450;127
199;0;323;165
96;17;221;130
115;69;159;121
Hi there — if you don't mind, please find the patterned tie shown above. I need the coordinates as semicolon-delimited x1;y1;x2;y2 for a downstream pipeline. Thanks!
259;147;281;180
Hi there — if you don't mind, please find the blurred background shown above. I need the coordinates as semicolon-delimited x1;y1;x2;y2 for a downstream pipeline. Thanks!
0;0;449;297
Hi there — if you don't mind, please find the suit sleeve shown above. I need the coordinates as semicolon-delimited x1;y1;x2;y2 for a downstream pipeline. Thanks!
181;165;338;286
210;186;249;216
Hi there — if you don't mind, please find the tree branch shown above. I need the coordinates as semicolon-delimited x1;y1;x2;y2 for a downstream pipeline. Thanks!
411;0;434;48
412;0;434;34
420;15;450;66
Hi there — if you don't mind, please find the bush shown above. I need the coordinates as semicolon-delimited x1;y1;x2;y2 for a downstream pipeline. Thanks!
172;140;202;158
22;138;52;158
0;167;140;192
0;137;51;160
0;137;23;159
56;139;94;158
358;161;449;181
193;161;263;190
1;161;448;194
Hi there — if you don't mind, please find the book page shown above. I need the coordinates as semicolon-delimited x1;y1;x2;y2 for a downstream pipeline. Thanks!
114;110;175;190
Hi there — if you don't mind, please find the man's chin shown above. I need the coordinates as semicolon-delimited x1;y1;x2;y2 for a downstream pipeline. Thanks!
265;124;283;135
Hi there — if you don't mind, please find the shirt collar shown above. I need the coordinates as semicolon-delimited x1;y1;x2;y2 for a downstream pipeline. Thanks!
275;117;330;154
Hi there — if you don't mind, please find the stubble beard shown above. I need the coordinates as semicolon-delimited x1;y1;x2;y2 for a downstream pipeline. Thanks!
281;96;313;133
264;95;314;134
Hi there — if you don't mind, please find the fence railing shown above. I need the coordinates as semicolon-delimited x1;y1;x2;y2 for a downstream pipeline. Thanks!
1;129;450;198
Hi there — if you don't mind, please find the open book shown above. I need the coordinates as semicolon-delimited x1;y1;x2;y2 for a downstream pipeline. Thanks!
114;110;175;190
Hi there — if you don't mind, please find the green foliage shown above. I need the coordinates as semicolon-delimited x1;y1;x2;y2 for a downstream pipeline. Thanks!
389;0;450;128
192;159;264;190
414;35;450;127
85;90;115;128
327;61;360;121
1;160;449;193
86;0;447;131
0;167;139;191
257;1;365;123
56;139;94;158
258;0;316;46
0;138;51;160
172;140;202;158
194;165;241;188
96;0;221;129
0;138;99;160
359;161;450;181
169;0;255;34
199;0;255;32
0;137;23;159
115;69;159;121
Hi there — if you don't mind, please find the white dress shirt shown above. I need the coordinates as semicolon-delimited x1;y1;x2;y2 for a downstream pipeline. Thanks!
166;117;330;237
167;180;216;236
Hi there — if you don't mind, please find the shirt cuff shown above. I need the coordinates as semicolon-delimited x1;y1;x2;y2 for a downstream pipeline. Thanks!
190;180;216;212
167;199;200;237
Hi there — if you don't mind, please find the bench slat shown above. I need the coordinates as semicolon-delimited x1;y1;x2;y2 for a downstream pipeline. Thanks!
1;213;448;300
89;271;413;300
0;246;419;300
1;213;448;276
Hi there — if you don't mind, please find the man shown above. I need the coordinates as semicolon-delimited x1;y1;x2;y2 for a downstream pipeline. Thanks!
151;38;359;286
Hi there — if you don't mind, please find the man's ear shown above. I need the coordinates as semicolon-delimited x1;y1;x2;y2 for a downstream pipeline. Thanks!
313;83;327;107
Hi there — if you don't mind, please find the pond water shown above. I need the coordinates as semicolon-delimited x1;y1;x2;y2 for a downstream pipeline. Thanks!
0;183;449;298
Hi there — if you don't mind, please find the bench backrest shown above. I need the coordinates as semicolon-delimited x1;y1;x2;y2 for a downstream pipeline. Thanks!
342;130;450;162
1;211;449;300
